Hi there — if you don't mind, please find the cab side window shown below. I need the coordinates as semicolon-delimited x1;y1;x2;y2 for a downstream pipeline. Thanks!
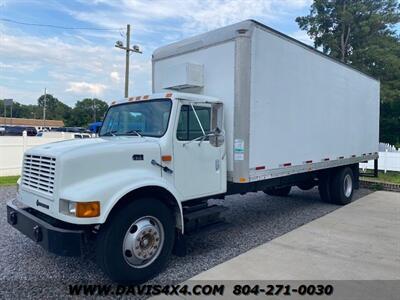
177;105;211;141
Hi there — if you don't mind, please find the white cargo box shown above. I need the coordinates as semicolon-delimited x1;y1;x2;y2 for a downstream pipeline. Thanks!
153;20;379;183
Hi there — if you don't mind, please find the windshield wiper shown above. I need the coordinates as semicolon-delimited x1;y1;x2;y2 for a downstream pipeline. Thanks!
124;130;142;137
102;130;117;136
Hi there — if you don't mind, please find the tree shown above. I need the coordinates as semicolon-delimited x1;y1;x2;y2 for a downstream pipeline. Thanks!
0;99;41;120
37;94;72;122
69;98;109;127
296;0;400;146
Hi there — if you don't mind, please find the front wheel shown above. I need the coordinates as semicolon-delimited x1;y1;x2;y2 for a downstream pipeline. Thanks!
96;198;175;283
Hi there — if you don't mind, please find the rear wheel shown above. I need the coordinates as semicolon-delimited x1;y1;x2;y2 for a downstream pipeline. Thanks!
264;186;292;197
96;198;175;283
330;167;354;205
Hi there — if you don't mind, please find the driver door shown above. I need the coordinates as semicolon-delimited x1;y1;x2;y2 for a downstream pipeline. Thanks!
173;102;224;199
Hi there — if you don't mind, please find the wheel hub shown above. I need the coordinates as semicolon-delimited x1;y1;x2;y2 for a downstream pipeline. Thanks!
123;216;164;268
343;174;353;198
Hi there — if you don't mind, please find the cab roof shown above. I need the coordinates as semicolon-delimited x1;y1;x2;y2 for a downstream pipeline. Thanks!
110;92;220;106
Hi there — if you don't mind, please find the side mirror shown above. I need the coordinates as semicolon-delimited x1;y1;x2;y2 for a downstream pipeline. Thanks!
210;102;224;147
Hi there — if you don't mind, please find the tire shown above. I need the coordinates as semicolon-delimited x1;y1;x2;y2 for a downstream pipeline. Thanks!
96;197;175;284
297;181;316;191
264;186;292;197
318;174;332;203
329;167;354;205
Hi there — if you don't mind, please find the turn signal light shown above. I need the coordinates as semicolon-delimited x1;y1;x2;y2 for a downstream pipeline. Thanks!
76;201;100;218
162;155;172;162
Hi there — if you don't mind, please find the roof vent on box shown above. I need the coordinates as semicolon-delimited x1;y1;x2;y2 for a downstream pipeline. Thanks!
162;63;204;90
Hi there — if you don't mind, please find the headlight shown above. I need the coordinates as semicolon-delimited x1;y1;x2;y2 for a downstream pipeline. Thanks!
60;199;100;218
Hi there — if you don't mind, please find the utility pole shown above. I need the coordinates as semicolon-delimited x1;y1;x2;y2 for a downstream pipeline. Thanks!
42;88;47;130
3;99;13;126
93;97;96;122
125;24;130;98
3;102;5;126
115;24;142;98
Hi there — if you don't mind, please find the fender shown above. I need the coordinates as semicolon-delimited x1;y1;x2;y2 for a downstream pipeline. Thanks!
59;169;185;232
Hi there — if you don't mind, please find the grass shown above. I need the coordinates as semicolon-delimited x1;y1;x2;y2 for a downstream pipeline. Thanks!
361;171;400;185
0;176;20;186
1;171;398;187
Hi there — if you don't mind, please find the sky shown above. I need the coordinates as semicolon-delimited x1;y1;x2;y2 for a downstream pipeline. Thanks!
0;0;315;107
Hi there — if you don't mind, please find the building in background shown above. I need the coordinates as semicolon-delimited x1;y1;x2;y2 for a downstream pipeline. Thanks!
0;117;64;131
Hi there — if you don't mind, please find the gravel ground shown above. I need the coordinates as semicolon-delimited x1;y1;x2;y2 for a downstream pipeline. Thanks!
0;185;372;298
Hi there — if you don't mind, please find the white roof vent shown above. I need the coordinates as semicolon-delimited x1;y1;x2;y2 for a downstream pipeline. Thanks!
162;63;203;90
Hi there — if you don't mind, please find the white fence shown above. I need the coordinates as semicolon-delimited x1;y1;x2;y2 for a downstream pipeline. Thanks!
1;137;399;176
0;135;69;176
360;150;400;173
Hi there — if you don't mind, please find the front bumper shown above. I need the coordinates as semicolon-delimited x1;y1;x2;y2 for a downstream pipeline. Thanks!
7;200;88;256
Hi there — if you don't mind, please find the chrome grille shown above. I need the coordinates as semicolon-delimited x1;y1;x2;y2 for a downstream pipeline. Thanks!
22;155;56;195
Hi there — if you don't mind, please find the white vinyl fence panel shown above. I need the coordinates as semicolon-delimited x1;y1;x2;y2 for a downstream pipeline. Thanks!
360;150;400;172
0;134;69;176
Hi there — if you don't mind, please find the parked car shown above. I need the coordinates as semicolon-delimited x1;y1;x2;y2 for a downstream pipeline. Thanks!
88;122;103;133
2;126;37;136
36;131;92;139
52;127;91;133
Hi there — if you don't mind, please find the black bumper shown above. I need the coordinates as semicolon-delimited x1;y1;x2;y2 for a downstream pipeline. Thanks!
7;200;86;256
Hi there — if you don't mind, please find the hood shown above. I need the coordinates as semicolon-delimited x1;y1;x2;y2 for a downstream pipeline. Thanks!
25;136;162;194
26;136;157;158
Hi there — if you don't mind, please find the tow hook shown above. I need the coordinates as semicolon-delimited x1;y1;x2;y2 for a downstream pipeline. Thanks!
9;211;17;225
33;225;42;242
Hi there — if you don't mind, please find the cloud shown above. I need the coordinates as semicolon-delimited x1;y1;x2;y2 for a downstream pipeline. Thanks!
1;0;313;105
65;0;313;36
110;71;120;82
66;81;107;95
0;85;39;104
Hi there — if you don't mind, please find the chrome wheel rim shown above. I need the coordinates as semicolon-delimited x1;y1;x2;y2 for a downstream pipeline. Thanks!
343;174;353;198
122;216;164;268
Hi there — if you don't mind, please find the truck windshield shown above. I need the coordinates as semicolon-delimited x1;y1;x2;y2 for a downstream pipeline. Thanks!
99;99;172;137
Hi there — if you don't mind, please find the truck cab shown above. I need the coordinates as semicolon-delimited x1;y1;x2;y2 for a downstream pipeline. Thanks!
7;92;226;283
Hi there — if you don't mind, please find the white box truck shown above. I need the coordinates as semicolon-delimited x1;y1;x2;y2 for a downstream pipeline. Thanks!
7;20;379;283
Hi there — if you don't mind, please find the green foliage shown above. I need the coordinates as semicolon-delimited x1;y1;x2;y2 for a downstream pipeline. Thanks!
37;94;72;122
68;98;109;127
361;171;400;184
297;0;400;145
1;96;109;128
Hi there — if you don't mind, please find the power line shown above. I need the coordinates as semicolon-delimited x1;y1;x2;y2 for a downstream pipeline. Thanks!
0;18;124;31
